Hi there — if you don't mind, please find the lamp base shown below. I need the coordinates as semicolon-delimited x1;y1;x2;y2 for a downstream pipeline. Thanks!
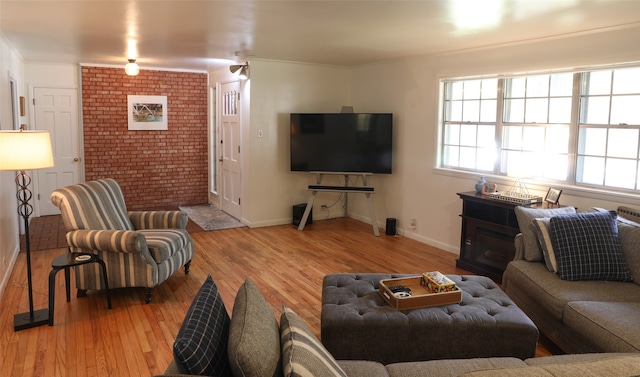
14;308;49;331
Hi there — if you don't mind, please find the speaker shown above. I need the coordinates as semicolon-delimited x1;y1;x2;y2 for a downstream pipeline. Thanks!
385;218;397;236
293;203;312;226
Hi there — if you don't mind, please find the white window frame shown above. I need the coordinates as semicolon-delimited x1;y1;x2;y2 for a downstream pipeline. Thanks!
438;65;640;196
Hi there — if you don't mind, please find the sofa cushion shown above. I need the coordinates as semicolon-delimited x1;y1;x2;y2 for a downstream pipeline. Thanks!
533;218;557;272
514;206;576;262
551;211;632;281
564;301;640;352
280;305;347;377
461;355;640;376
336;361;389;377
385;357;527;377
173;275;233;376
228;278;282;377
503;260;640;322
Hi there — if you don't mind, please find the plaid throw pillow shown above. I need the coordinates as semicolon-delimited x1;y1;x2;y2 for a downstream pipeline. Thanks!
173;275;233;376
551;211;632;281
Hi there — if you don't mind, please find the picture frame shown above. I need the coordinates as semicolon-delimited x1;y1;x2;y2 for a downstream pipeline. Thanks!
127;95;167;130
545;188;563;205
481;182;497;195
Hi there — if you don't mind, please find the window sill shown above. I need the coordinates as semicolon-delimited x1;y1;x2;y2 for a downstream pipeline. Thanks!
433;167;640;206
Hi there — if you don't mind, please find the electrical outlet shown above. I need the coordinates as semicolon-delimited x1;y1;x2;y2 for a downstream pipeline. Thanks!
409;219;416;229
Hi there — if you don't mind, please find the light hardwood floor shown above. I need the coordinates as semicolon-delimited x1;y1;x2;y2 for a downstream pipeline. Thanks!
0;217;552;377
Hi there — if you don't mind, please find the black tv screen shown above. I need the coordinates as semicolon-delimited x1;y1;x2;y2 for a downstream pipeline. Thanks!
290;113;393;174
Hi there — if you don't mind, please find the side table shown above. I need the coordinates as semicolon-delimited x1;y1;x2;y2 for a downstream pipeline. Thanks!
48;252;112;326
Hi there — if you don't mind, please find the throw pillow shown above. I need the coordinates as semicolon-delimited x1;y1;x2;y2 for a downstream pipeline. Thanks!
173;275;233;376
280;305;347;377
514;206;576;262
228;278;282;377
551;211;633;281
618;222;640;285
532;218;557;272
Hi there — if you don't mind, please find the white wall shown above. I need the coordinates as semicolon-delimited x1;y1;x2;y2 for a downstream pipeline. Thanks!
351;26;640;254
210;60;353;227
0;34;26;298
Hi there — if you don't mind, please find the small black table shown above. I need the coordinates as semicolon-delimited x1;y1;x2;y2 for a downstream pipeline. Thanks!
48;252;112;326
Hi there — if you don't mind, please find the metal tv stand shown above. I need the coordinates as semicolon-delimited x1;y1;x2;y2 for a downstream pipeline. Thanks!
297;172;379;236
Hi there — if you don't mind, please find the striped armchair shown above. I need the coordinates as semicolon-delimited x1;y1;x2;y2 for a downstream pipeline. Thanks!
50;178;194;303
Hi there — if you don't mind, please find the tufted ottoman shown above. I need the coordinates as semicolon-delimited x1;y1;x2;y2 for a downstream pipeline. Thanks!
321;273;538;364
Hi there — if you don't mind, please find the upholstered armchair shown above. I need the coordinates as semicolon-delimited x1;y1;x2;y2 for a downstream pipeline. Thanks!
50;178;194;303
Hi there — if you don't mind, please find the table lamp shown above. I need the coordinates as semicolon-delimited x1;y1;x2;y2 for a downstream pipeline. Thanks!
0;130;54;331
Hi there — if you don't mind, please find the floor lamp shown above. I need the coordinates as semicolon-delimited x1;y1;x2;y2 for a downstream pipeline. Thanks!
0;130;54;331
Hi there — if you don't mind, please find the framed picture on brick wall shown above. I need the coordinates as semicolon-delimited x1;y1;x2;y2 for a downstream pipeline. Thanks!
128;95;168;130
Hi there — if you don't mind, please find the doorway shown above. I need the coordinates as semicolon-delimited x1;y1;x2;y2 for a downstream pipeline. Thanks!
32;87;81;216
218;80;242;220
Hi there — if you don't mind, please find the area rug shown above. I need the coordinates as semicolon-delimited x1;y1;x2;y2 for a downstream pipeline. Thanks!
179;204;245;231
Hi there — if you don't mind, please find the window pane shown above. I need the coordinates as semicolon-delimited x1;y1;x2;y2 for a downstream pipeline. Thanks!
460;124;477;146
503;126;522;149
611;95;640;125
580;96;610;124
477;125;495;148
550;73;573;96
444;124;460;144
443;146;459;166
578;128;607;156
546;126;569;153
447;100;463;121
477;148;496;171
525;98;548;123
504;99;524;122
548;97;572;123
506;77;525;98
462;100;480;122
577;156;605;185
450;81;463;100
543;153;568;180
480;99;497;122
583;70;612;95
613;68;640;95
526;75;549;97
608;129;639;159
481;79;498;99
605;158;637;189
459;147;476;169
522;126;545;151
464;80;481;99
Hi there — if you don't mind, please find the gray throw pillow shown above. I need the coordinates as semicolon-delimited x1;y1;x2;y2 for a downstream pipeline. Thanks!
228;278;282;377
618;222;640;285
514;206;576;261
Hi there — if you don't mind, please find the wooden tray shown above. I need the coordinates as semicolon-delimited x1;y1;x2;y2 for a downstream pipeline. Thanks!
379;276;462;310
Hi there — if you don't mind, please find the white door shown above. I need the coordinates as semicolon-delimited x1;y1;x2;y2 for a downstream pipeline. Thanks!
33;87;81;216
219;81;242;219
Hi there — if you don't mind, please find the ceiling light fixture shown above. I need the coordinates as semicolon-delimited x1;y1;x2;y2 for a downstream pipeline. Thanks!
125;58;139;76
229;62;249;79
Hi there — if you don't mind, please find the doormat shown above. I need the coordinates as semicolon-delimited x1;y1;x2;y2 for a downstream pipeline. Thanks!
179;204;246;231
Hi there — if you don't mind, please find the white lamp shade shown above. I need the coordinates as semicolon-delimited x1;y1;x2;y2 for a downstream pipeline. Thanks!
0;131;54;171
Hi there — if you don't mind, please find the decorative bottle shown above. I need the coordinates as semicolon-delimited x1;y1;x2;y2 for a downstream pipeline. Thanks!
475;177;486;193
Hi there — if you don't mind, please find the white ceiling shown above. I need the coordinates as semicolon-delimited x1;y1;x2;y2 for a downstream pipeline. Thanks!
1;1;639;72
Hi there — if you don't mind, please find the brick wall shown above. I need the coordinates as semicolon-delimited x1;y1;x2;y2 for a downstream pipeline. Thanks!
81;67;208;210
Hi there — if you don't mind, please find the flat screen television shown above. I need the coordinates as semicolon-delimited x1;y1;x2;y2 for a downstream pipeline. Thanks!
290;113;393;174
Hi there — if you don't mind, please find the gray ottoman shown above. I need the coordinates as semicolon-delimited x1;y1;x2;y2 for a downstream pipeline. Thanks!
321;273;538;364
